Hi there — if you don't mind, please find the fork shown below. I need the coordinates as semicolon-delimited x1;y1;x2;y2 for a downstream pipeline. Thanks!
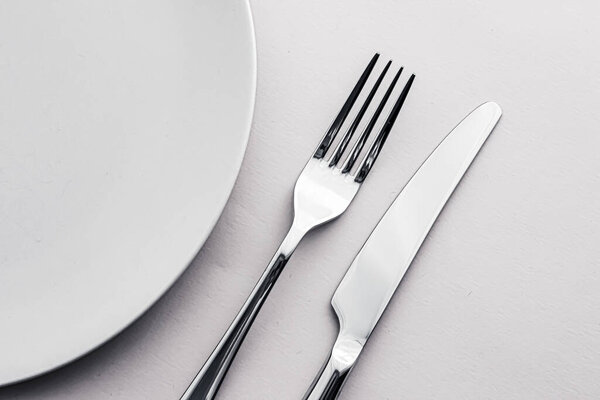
180;54;415;400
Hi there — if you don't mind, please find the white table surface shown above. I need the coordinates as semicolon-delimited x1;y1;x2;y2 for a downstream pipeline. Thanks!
2;0;600;399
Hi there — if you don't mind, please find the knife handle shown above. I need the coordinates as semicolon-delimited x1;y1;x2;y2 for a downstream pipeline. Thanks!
303;335;364;400
180;222;308;400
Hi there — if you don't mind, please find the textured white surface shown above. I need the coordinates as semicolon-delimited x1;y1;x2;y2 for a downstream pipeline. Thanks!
2;0;600;399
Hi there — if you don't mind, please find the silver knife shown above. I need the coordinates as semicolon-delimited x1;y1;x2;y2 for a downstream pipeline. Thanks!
303;102;502;400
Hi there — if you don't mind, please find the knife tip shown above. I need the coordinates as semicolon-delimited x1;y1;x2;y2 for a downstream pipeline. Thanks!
482;101;502;116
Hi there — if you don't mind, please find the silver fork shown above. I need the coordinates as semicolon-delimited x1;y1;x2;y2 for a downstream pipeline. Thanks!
180;54;415;400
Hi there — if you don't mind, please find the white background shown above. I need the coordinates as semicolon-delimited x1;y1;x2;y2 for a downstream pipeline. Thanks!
2;0;600;399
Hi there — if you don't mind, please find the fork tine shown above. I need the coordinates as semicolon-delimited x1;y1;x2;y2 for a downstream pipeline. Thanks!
313;53;379;159
354;74;415;183
329;60;392;167
341;67;403;174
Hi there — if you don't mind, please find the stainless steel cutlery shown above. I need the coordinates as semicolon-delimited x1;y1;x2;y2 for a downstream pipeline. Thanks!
181;54;415;400
303;102;502;400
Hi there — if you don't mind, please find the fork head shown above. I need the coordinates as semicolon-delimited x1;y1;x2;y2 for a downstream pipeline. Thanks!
293;54;415;229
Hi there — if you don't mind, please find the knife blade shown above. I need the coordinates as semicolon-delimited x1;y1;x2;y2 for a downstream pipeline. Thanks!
303;102;502;400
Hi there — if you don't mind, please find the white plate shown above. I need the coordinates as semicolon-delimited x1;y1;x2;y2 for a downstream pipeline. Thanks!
0;0;255;385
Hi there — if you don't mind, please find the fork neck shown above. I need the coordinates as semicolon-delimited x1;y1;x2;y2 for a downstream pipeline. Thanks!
279;217;313;257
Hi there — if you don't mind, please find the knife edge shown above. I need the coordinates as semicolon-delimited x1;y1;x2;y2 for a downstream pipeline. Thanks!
332;101;502;342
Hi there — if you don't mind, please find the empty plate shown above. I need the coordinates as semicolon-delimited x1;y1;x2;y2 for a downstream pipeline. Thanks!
0;0;256;385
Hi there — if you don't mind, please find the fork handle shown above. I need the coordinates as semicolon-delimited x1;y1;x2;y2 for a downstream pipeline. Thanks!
180;222;308;400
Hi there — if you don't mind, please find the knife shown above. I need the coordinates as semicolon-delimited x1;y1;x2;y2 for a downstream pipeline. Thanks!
303;102;502;400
